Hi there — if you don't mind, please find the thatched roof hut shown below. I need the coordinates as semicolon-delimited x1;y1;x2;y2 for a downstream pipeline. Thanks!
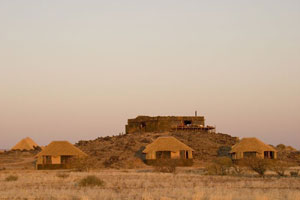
143;136;194;154
11;137;38;151
143;136;194;165
36;141;87;170
230;137;277;159
37;141;87;157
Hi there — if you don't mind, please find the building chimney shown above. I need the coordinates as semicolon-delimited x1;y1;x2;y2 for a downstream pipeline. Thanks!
195;110;197;117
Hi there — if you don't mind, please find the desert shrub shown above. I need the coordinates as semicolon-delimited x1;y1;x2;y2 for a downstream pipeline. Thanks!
290;170;299;177
241;157;271;177
56;172;70;179
5;175;18;182
217;146;232;157
154;159;176;173
103;136;111;141
70;157;95;172
231;164;244;176
206;157;232;175
78;175;105;187
269;160;290;176
103;156;120;168
140;138;151;143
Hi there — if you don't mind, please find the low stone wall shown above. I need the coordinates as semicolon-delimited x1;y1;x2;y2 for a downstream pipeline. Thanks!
145;159;193;166
36;164;71;170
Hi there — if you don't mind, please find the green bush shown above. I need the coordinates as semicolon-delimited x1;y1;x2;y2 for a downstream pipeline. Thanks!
78;175;105;187
217;146;232;157
5;175;18;182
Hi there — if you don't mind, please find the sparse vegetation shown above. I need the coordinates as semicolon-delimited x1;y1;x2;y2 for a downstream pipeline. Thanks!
217;146;232;157
0;170;300;199
153;159;177;173
103;155;120;168
56;172;70;179
241;157;271;177
231;164;245;176
270;160;290;176
206;157;232;175
5;175;18;182
70;157;96;172
290;170;299;177
78;175;105;187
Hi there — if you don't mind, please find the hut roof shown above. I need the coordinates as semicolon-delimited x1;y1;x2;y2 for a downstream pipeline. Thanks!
11;137;38;151
37;141;87;157
230;137;277;154
143;136;194;153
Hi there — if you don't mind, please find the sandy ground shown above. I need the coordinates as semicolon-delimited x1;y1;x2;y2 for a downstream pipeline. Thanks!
0;169;300;200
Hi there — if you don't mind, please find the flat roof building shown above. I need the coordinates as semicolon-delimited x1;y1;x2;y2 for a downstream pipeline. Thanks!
126;115;215;134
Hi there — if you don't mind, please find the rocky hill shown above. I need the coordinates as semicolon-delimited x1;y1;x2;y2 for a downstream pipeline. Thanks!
1;132;299;170
276;144;300;165
76;131;239;168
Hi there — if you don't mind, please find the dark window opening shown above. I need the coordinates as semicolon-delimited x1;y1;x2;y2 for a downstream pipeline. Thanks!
186;151;189;159
231;153;236;159
264;151;275;159
156;151;171;159
184;120;192;126
264;151;268;158
44;156;52;164
140;122;146;128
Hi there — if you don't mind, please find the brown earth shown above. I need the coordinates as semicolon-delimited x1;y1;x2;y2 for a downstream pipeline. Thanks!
0;150;39;170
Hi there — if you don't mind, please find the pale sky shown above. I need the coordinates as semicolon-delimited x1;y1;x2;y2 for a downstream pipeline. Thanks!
0;0;299;149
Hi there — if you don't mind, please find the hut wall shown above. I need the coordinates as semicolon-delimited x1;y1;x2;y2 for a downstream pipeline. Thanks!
236;152;243;159
146;151;156;160
188;151;193;159
171;151;180;159
51;156;61;164
146;151;193;160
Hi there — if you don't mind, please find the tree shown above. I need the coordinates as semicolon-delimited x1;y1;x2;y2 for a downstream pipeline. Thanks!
241;157;271;177
269;160;290;177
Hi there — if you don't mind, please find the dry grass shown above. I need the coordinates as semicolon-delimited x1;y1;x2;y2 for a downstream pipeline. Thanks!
0;169;300;200
78;175;105;187
5;175;18;182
